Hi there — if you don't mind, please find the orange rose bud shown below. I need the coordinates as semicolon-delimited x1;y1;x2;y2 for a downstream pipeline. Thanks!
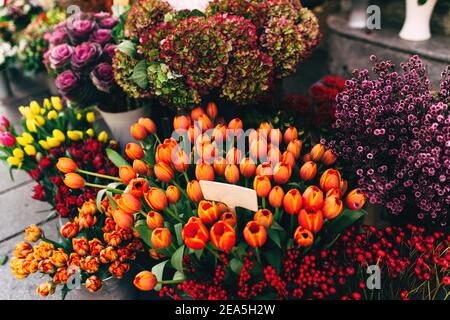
243;221;267;248
239;157;256;178
198;200;220;224
166;185;180;204
191;106;205;121
302;186;324;211
273;162;292;185
283;126;298;144
128;178;149;198
287;139;302;159
322;196;344;220
154;162;174;183
151;228;171;249
225;164;240;184
119;165;136;184
130;123;147;141
283;189;303;215
56;157;78;173
195;161;215;181
36;282;56;297
294;227;314;247
116;193;142;215
112;209;134;230
182;219;209;250
144;187;168;211
213;157;227;176
322;149;337;166
173;115;192;131
221;211;237;227
60;222;78;239
310;143;325;162
319;169;342;193
254;209;273;228
138;117;156;134
210;221;236;253
187;180;204;203
63;173;85;189
146;211;164;230
269;186;285;208
125;142;144;160
206;102;218;119
133;271;157;291
346;189;366;210
298;209;324;233
253;175;271;198
300;161;317;181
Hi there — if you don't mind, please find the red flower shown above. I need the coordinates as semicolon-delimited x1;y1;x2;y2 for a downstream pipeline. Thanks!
32;184;46;201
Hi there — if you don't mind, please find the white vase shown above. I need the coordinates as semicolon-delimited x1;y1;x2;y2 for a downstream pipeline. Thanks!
97;106;148;146
348;0;370;29
399;0;437;41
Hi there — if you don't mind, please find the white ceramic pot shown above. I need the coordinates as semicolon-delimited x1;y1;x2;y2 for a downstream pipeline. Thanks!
97;106;148;146
399;0;437;41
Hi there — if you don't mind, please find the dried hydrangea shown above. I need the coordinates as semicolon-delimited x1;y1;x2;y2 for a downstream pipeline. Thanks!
206;0;268;30
137;22;174;61
112;50;150;99
266;0;302;20
297;7;322;60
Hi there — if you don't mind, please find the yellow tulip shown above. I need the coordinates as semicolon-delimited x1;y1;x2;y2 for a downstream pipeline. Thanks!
43;98;51;110
52;129;65;142
26;119;37;133
30;101;41;115
24;145;37;156
12;148;24;159
86;128;94;137
7;157;21;166
47;110;58;120
16;137;28;147
18;106;28;117
46;137;61;148
23;133;34;144
86;112;96;123
38;140;50;150
98;131;108;143
51;97;62;111
76;113;82;121
35;116;45;127
67;130;83;141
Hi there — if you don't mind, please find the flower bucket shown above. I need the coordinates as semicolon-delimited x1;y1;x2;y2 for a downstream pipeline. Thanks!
97;106;148;146
65;275;137;300
399;0;437;41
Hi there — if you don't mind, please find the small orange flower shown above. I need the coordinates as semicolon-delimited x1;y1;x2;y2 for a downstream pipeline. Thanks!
269;128;282;145
151;228;172;249
130;123;147;140
281;151;295;168
320;169;342;193
85;275;102;293
99;247;118;264
138;117;157;134
298;209;324;233
195;160;215;181
173;115;191;131
212;124;227;142
283;126;298;144
300;161;317;181
172;150;190;174
196;114;213;131
249;138;268;162
294;227;314;247
191;106;205;121
187;180;204;203
119;166;136;184
60;222;78;239
63;173;85;189
253;175;271;198
109;260;130;279
302;186;324;211
273;162;292;185
56;157;78;173
221;211;237;227
182;218;209;250
128;178;149;198
283;189;303;215
154;162;174;183
36;282;56;297
256;162;273;179
134;271;157;291
132;159;148;175
112;209;134;230
145;188;168;211
254;209;273;228
80;256;100;273
210;221;236;253
303;153;312;162
310;144;325;162
269;186;285;208
225;164;240;184
346;189;366;210
14;242;33;258
80;199;97;216
287;139;302;159
116;193;142;215
198;200;220;224
146;211;164;230
326;188;342;198
125;142;144;160
322;196;344;220
213;157;227;176
156;143;174;164
321;149;337;166
88;238;104;256
243;221;267;248
166;185;180;204
207;101;218;119
72;237;89;256
24;224;42;242
239;158;256;178
267;144;282;164
228;118;243;137
226;147;242;165
38;260;55;274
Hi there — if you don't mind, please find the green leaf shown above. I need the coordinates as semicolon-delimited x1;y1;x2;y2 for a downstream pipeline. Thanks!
171;245;185;272
133;224;153;248
270;221;285;231
152;260;169;291
188;9;206;18
61;285;70;300
229;258;243;275
0;255;8;266
174;223;183;246
131;60;148;89
194;248;203;260
96;189;107;213
173;271;185;281
267;229;282;248
116;40;136;57
327;209;367;236
264;249;282;274
106;148;130;168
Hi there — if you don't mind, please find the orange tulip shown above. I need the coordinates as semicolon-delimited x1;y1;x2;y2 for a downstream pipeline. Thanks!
191;107;205;121
196;114;213;131
166;185;180;204
346;189;366;210
128;178;149;198
144;188;168;211
322;196;344;220
173;115;191;131
300;161;317;181
283;189;303;215
213;157;227;176
310;144;325;162
303;153;312;162
225;164;240;184
187;180;204;203
243;221;267;248
146;211;164;230
254;209;273;228
267;144;282;165
125;143;144;160
294;227;314;247
215;202;228;214
239;158;256;178
130;123;147;140
228;118;243;135
206;102;218;119
259;122;272;131
283;126;298;144
322;149;337;166
302;186;324;211
138;117;157;134
339;179;348;195
269;186;285;208
326;188;342;199
197;142;218;163
253;175;271;198
155;143;173;165
319;169;342;193
154;162;174;183
119;166;136;184
273;162;292;184
226;147;242;165
182;218;209;250
256;162;273;179
172;148;190;172
281;151;295;168
56;157;78;173
221;211;237;227
298;209;323;233
249;138;268;161
80;199;97;215
132;160;148;175
112;209;134;230
64;173;85;189
195;161;215;181
151;228;172;249
212;124;227;142
133;271;157;291
287;139;302;159
198;200;219;225
116;193;142;215
210;221;236;253
60;222;78;239
269;128;282;145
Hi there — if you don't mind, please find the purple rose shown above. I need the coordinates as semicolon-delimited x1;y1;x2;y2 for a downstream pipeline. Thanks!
48;28;68;46
90;63;115;92
66;18;97;43
103;44;117;61
48;44;74;70
99;17;118;29
91;29;112;46
55;70;81;97
71;42;102;72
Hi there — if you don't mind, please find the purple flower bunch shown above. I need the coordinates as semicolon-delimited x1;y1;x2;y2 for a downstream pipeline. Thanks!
329;55;449;226
44;12;119;107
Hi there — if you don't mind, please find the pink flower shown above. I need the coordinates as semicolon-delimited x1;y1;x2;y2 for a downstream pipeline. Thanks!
0;131;15;147
0;115;10;131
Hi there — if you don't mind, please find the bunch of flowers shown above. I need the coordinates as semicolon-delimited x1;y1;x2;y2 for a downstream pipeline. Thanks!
0;40;17;69
159;224;450;300
328;56;450;226
114;0;321;109
58;101;367;298
10;197;144;298
0;97;117;217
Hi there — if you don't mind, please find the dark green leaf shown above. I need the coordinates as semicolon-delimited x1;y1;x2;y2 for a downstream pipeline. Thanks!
327;209;367;236
0;255;8;265
171;245;185;272
264;249;282;274
267;229;282;248
106;148;130;168
270;221;285;231
229;258;243;275
174;223;183;246
188;9;206;18
116;40;136;57
133;224;153;248
131;60;148;89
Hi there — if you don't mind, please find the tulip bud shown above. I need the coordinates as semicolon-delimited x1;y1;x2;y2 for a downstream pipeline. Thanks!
138;117;157;134
310;144;325;162
243;221;267;248
281;151;295;168
294;227;314;247
346;189;366;210
146;211;164;230
249;138;268;162
256;162;273;179
133;271;157;291
80;200;97;216
85;275;103;293
226;147;242;165
269;128;282;145
172;149;190;173
119;166;136;184
221;211;237;227
225;164;240;184
322;149;337;166
125;143;144;160
0;115;10;131
14;242;33;258
112;209;134;230
283;189;303;215
287;139;302;159
212;124;227;142
206;102;218;119
303;153;312;163
151;228;171;249
273;162;292;185
166;185;180;204
322;196;344;220
198;200;220;225
254;209;273;228
319;169;342;193
156;143;173;164
116;194;142;215
173;115;191;131
144;188;168;211
130;123;147;141
154;162;174;183
268;186;285;208
300;161;317;181
191;107;205;121
36;281;56;297
298;209;324;233
60;222;78;239
56;157;78;174
210;221;236;253
128;178;149;198
25;224;42;242
326;188;342;199
182;219;209;250
195;161;215;181
239;158;256;178
283;126;298;144
64;173;85;189
228;118;243;136
213;157;227;176
253;175;271;198
187;180;204;203
196;114;213;132
302;186;324;211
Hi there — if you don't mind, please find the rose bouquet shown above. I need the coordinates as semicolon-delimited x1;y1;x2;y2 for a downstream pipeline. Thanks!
328;56;450;227
0;97;117;217
57;102;368;299
113;0;321;110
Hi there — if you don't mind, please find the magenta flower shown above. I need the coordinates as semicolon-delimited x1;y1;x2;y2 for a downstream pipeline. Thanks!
66;18;97;43
0;132;15;147
91;29;112;46
48;44;74;69
71;42;102;72
0;115;10;131
55;70;81;97
90;63;115;92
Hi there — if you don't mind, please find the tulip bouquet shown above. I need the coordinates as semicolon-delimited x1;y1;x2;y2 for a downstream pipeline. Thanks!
0;97;117;217
113;0;321;109
57;101;368;299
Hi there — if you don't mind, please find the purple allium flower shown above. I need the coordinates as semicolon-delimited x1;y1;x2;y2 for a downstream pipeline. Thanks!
48;44;74;69
91;29;112;46
71;42;102;72
90;63;115;92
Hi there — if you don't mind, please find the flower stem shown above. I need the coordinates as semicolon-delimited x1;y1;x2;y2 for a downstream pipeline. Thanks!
84;182;123;194
78;169;122;182
255;247;262;265
164;207;183;223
